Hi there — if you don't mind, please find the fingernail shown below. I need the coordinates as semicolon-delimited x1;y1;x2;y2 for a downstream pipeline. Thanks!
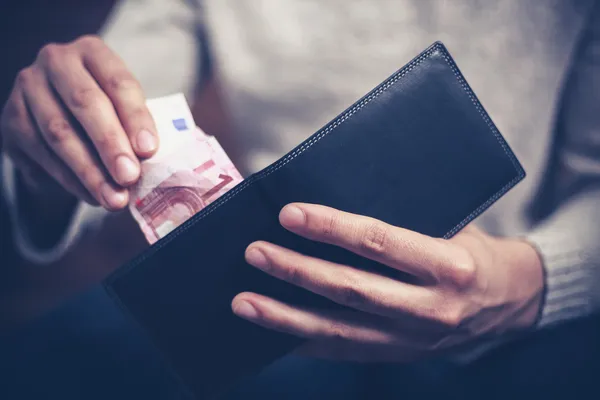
101;183;127;209
280;205;306;228
136;129;157;154
246;247;269;269
115;155;139;184
233;300;258;320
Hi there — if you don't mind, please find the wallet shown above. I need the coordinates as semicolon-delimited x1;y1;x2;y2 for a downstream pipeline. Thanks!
104;41;525;399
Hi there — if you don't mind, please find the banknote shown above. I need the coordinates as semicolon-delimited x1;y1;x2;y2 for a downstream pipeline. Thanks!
130;94;243;244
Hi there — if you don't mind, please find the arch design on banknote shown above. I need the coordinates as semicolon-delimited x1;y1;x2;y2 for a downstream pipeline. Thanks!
137;186;206;239
141;187;205;219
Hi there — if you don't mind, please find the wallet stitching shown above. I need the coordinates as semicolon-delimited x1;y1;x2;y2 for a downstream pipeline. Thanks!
108;42;523;281
438;53;525;238
442;175;521;239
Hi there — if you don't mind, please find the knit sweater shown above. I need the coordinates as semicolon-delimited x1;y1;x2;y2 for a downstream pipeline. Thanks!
3;0;600;335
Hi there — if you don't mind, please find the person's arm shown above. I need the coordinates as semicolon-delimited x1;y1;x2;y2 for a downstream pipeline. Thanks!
1;155;105;264
527;189;600;327
1;0;203;264
228;3;600;363
454;4;600;360
525;2;600;327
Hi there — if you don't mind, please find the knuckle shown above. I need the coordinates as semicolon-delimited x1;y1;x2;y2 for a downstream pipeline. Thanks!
321;211;340;238
107;73;139;93
38;43;64;65
69;87;99;110
280;264;302;286
445;251;477;289
76;34;102;48
360;221;389;256
328;320;349;342
407;298;435;321
437;306;464;329
44;117;72;144
127;106;151;122
15;68;33;87
93;130;120;153
78;165;103;189
337;272;368;308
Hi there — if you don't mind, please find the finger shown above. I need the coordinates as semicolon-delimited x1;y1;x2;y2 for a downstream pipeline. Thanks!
40;44;141;187
79;36;158;157
232;292;402;347
245;241;438;319
279;203;454;283
3;81;97;204
22;66;128;209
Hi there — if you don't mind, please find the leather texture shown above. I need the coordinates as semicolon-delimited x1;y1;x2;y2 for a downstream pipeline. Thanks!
104;42;525;399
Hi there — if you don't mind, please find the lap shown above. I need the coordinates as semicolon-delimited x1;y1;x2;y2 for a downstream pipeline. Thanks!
1;286;598;400
0;287;187;400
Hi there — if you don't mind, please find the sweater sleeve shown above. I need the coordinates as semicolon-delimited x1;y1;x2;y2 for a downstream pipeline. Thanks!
527;188;600;327
1;155;106;264
451;2;600;363
2;0;204;264
525;2;600;326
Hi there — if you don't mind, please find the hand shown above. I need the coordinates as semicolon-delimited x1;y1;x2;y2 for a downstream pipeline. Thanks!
232;203;544;362
1;35;158;210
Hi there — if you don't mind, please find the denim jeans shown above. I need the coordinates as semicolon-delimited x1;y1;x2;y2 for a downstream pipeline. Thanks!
0;287;371;400
1;285;598;400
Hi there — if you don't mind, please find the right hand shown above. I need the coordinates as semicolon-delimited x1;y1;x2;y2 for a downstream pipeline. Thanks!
0;35;159;210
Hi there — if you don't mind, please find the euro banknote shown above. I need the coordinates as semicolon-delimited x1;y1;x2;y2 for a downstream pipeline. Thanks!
129;94;243;244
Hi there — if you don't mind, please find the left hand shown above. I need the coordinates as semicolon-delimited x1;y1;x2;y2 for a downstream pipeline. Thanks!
232;203;544;362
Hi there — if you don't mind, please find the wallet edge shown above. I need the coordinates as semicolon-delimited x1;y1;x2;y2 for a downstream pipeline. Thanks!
434;44;526;237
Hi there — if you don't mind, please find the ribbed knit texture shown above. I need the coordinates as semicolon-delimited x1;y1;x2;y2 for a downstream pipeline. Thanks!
528;225;598;328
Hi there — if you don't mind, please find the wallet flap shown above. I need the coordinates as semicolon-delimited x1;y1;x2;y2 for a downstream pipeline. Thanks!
105;42;524;399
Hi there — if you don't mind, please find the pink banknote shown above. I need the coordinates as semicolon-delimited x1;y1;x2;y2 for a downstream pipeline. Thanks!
129;95;243;243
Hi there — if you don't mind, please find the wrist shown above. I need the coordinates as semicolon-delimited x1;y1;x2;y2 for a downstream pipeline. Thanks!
495;236;545;331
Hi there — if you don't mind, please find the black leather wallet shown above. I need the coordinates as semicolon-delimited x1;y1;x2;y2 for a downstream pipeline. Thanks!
104;42;525;399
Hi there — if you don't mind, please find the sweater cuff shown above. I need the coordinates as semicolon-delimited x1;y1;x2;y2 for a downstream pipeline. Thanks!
450;217;598;364
525;229;595;328
2;154;107;264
